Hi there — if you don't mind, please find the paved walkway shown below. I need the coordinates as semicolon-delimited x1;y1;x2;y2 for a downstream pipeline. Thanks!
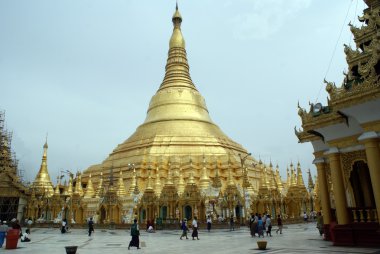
1;223;379;253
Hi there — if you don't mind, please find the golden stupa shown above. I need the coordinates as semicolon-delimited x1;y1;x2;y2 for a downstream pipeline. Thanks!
82;4;258;191
32;140;54;197
5;5;311;225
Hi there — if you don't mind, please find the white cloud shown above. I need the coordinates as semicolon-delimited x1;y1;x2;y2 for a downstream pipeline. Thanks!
229;0;312;40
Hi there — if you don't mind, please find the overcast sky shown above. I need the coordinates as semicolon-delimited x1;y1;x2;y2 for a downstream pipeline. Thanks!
0;0;365;184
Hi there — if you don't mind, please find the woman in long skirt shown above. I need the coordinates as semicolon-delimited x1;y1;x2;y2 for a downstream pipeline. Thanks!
191;217;199;240
128;219;140;250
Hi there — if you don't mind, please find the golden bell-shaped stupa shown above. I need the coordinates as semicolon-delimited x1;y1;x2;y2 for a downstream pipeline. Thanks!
82;4;257;194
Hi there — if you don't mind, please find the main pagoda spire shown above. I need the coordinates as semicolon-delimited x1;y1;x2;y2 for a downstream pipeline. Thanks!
159;2;195;91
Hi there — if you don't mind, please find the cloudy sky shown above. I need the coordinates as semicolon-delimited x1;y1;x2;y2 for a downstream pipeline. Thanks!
0;0;365;184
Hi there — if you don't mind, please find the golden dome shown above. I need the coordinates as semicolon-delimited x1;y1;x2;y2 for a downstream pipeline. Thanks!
83;4;254;191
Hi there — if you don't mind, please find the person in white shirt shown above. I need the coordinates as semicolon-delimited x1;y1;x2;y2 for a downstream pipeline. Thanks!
191;217;199;240
21;229;31;242
206;216;212;232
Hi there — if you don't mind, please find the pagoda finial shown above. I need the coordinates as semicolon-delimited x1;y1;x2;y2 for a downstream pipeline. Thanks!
32;139;54;197
155;165;162;195
117;170;127;196
84;174;95;198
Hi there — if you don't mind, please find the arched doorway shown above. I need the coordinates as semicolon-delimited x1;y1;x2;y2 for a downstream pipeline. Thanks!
184;205;192;220
160;206;168;219
140;209;146;223
350;161;375;210
100;206;106;224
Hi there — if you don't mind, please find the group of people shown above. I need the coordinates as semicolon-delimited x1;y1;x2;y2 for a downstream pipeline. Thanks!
249;213;283;237
0;219;31;243
180;216;200;240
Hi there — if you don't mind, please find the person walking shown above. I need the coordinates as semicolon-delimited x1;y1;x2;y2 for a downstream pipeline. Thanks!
206;216;212;232
191;216;199;240
316;212;323;236
265;215;272;237
257;215;264;238
249;214;257;237
128;219;140;250
61;219;67;234
276;215;283;234
180;219;188;240
88;217;94;237
303;212;308;223
229;215;234;231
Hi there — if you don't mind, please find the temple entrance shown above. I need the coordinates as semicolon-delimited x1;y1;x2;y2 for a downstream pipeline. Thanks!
0;197;18;222
184;205;192;220
350;161;375;208
160;206;167;219
140;209;146;223
235;205;241;221
100;206;106;224
63;207;69;220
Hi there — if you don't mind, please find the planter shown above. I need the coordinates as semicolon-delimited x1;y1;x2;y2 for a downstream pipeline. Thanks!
65;246;78;254
257;240;267;250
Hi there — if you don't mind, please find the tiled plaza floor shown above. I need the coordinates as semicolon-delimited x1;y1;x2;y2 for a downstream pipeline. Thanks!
1;222;379;253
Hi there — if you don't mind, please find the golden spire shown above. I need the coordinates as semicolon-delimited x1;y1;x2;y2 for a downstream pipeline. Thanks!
211;162;222;188
146;168;153;190
32;140;54;197
275;164;284;191
78;173;84;196
286;166;290;187
67;175;73;196
227;162;235;186
54;176;60;196
156;3;196;92
117;170;127;196
133;172;140;195
84;174;95;198
188;171;196;185
155;165;162;196
128;166;137;195
177;167;185;194
95;172;104;198
269;163;276;190
307;168;314;190
199;155;210;190
263;167;269;188
74;172;83;196
165;160;174;185
296;162;305;187
290;163;297;187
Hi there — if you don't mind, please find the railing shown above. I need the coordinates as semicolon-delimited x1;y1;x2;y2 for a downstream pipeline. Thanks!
348;207;378;223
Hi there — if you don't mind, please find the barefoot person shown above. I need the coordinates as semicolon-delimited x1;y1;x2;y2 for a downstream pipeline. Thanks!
128;219;140;250
88;217;94;237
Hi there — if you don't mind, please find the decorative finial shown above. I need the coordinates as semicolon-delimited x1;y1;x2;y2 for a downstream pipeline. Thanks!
176;0;178;10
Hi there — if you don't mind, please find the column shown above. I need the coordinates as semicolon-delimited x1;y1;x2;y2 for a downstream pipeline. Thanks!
314;159;332;224
359;132;380;222
326;148;350;224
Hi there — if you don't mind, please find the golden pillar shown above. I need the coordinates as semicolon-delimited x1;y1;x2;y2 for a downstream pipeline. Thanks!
315;159;332;224
359;133;380;222
326;148;350;224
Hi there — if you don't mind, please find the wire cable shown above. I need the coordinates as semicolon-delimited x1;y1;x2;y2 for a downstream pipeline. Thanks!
315;0;354;103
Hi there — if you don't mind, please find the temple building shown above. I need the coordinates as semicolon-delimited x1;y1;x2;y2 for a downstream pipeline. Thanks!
296;0;380;246
0;112;28;222
1;5;313;227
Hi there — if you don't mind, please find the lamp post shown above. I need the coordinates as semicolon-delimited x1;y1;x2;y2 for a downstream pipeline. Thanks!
239;152;251;225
